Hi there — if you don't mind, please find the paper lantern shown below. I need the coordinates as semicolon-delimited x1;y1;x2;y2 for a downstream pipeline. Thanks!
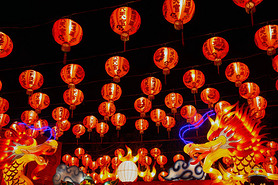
52;126;64;139
203;37;229;71
157;155;167;168
19;70;44;95
162;116;175;138
139;156;152;166
153;47;178;75
141;77;162;100
0;114;10;128
173;154;185;162
200;88;220;108
83;115;98;132
134;97;152;117
69;157;79;167
150;108;166;133
112;157;121;169
138;148;148;158
74;147;85;159
52;18;83;64
60;64;85;88
101;83;122;102
82;156;92;169
96;156;106;168
249;96;267;112
89;161;99;171
98;101;116;121
183;69;205;94
162;0;195;30
190;113;203;127
180;105;196;122
239;82;260;104
214;101;231;116
72;124;86;139
96;122;109;138
62;154;72;165
150;148;161;159
21;110;39;125
56;120;71;132
115;148;126;158
33;119;48;132
110;7;141;50
225;62;250;87
28;92;50;114
63;88;84;110
105;56;130;83
111;113;126;130
52;107;70;122
0;97;9;114
267;141;278;151
255;25;278;56
0;32;13;58
135;119;149;134
158;171;168;181
117;161;138;182
0;80;2;91
164;92;183;114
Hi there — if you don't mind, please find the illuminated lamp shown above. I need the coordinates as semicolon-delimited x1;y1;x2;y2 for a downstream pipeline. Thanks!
105;56;129;83
214;101;231;116
111;113;126;136
239;82;260;104
112;157;121;170
115;148;125;157
162;116;175;138
180;105;197;122
28;92;50;114
157;155;167;168
62;154;72;166
200;88;220;108
21;110;39;125
135;119;149;141
150;148;161;159
89;161;99;171
69;157;79;167
0;80;2;91
0;114;10;128
190;113;203;128
19;70;44;95
0;97;9;114
75;147;85;159
98;101;116;121
56;120;71;132
141;77;162;100
158;171;168;181
225;62;250;87
83;115;98;132
72;124;85;139
173;154;185;162
117;161;138;182
63;88;84;111
60;64;85;88
33;119;48;133
0;32;13;58
52;126;64;139
52;107;70;123
150;108;166;133
272;55;278;72
96;122;109;142
134;97;152;118
164;92;183;114
249;95;267;111
139;156;152;166
101;83;122;102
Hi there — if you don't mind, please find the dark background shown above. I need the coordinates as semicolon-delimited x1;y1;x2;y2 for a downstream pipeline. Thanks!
0;0;278;175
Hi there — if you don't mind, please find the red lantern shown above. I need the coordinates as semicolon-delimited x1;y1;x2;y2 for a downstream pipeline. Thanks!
105;56;130;83
96;157;106;168
162;0;195;30
28;92;50;114
150;109;166;133
180;105;197;122
254;25;278;56
191;113;204;127
75;147;85;159
82;156;92;169
203;37;229;71
115;148;125;157
214;101;231;116
111;113;126;130
150;148;161;159
183;69;205;94
135;119;149;134
225;62;250;87
110;7;141;50
33;119;48;132
52;107;70;122
138;148;148;158
157;155;168;168
21;110;39;125
158;171;168;181
0;97;9;114
141;77;162;100
72;124;86;139
19;70;44;95
63;88;84;110
139;156;152;166
98;101;116;121
96;122;109;138
0;80;2;91
173;154;185;162
83;115;98;132
239;82;260;104
52;126;64;139
134;97;152;118
267;141;278;151
0;32;13;58
162;116;175;138
69;157;79;167
52;18;83;64
101;83;122;102
249;96;267;112
57;120;71;132
112;157;121;169
60;64;85;88
62;154;72;165
153;47;178;75
200;88;220;108
89;161;99;171
272;55;278;72
165;92;183;114
0;114;10;128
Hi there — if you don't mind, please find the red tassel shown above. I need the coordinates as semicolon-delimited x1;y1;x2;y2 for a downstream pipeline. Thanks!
124;41;126;52
63;52;67;65
251;12;254;26
181;28;184;46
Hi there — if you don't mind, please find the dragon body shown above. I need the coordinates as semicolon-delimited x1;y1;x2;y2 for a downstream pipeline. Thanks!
183;104;278;184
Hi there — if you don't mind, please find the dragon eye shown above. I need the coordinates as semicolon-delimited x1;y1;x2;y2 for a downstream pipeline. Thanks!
212;137;218;141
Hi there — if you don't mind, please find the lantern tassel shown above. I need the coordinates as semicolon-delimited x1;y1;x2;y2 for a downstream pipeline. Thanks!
164;74;167;85
250;12;254;26
117;130;119;138
101;137;103;144
89;132;91;140
217;65;220;75
157;126;159;134
167;131;170;139
76;138;78;145
140;134;143;142
71;109;73;119
194;93;197;105
124;41;126;52
181;28;184;46
63;52;67;65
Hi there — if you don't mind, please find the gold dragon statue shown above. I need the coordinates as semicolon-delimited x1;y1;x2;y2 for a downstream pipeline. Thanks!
0;126;58;185
183;104;278;185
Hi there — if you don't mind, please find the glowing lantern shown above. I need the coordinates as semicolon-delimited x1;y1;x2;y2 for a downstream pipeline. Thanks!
214;101;231;116
267;141;278;151
52;126;64;139
163;0;195;30
72;124;86;139
117;161;138;182
225;62;250;87
96;156;106;168
150;108;166;133
82;156;92;169
21;110;38;125
162;116;176;138
173;154;185;162
141;77;162;100
183;69;205;94
102;155;111;165
202;37;229;72
115;148;126;157
89;161;99;171
69;156;79;167
239;82;260;104
112;157;121;169
0;81;2;91
33;119;48;132
157;155;167;168
158;171;168;181
105;56;130;83
0;114;10;128
75;147;85;159
83;115;98;132
150;148;161;159
26;128;40;138
52;107;70;122
134;97;152;117
19;70;44;95
135;118;149;135
200;88;220;108
28;92;50;114
63;88;84;110
98;101;116;121
111;113;126;131
153;47;178;76
60;64;85;88
249;96;267;116
165;92;183;114
191;113;203;127
0;97;9;113
101;83;122;102
96;122;109;138
62;154;72;165
52;18;83;64
57;120;71;132
272;55;278;72
138;148;148;158
0;32;13;58
110;7;141;50
139;156;152;166
180;105;197;122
